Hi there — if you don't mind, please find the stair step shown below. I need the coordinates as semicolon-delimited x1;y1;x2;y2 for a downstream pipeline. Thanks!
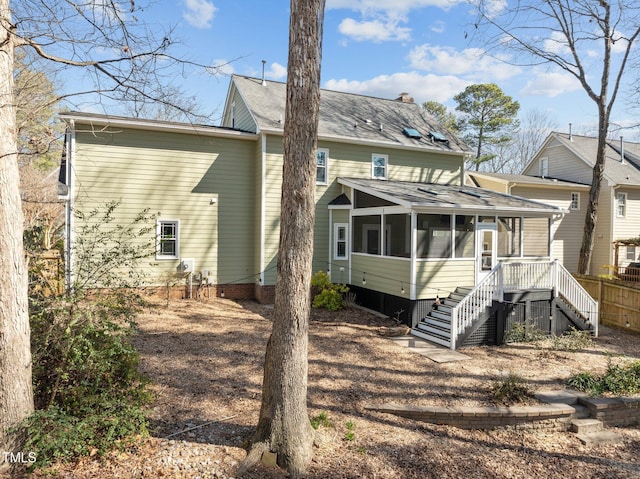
417;321;451;335
435;303;452;313
570;418;603;434
574;430;622;446
455;287;473;295
430;310;451;321
410;328;451;348
571;404;591;419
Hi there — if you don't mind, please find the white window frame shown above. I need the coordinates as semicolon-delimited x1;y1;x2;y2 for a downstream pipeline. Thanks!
627;245;636;261
617;193;627;218
334;223;348;260
372;153;388;180
157;219;180;259
539;157;549;178
570;192;580;210
316;148;329;185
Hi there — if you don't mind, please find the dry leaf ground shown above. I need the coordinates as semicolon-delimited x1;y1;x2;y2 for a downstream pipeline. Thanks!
23;298;640;479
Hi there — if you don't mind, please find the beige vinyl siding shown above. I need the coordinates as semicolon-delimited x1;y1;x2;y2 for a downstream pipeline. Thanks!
72;126;256;286
351;254;411;296
260;135;466;285
469;175;508;193
222;86;257;132
527;143;592;184
613;188;640;240
591;185;614;275
511;186;585;272
415;260;475;299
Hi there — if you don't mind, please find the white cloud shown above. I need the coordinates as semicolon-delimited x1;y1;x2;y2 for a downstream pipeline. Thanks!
324;71;470;104
408;44;520;81
183;0;217;29
519;71;581;98
327;0;459;15
430;20;446;34
338;17;411;42
267;63;287;80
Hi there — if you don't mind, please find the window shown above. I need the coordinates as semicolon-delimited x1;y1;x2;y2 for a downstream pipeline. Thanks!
417;214;451;258
570;192;580;210
454;215;475;258
384;214;410;257
539;157;549;177
627;245;636;261
316;149;328;185
372;154;388;180
498;217;521;257
522;217;549;257
617;193;627;217
334;224;348;259
157;220;179;259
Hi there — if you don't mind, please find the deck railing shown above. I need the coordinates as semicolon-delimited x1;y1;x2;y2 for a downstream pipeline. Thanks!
450;260;599;350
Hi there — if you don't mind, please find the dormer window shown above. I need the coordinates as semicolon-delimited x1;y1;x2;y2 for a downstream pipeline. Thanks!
372;154;388;180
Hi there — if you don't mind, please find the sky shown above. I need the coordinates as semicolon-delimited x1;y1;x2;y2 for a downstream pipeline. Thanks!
92;0;640;139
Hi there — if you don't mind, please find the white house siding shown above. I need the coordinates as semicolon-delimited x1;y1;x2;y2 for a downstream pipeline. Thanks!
415;260;475;299
71;126;256;287
527;142;593;184
511;186;585;273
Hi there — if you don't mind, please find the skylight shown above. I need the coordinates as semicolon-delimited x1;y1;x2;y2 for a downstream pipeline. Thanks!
403;127;422;139
430;131;447;142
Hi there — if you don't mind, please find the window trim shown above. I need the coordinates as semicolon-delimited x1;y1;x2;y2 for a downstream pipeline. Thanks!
316;148;329;185
157;219;180;259
333;223;348;260
570;192;580;211
371;153;388;180
539;157;549;178
617;192;627;218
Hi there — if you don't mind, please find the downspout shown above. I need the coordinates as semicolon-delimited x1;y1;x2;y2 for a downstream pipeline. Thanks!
259;134;267;285
65;120;76;291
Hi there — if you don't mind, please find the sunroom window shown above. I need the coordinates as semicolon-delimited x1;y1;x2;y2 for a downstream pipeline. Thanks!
352;215;381;255
498;217;521;257
417;214;451;258
454;215;475;258
522;217;549;256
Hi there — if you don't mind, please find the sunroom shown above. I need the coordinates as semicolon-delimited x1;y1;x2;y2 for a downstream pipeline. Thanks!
328;178;598;349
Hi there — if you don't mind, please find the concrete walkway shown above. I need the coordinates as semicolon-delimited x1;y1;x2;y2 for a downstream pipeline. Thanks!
386;335;471;363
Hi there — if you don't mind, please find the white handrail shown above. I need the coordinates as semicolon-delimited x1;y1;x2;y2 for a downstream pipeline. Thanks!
451;260;599;349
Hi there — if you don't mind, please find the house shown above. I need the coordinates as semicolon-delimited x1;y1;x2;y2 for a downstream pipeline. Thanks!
469;132;640;277
59;76;597;349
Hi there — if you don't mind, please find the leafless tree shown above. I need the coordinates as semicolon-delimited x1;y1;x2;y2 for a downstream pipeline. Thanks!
237;0;325;477
471;0;640;274
1;0;222;453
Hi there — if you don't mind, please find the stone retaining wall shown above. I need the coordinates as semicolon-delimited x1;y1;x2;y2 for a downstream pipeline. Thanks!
365;403;576;431
579;396;640;427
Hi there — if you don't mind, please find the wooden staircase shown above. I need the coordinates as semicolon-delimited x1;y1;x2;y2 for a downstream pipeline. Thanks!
411;287;473;348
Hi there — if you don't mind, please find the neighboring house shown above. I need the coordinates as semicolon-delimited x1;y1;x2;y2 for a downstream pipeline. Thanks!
470;132;640;276
59;76;597;349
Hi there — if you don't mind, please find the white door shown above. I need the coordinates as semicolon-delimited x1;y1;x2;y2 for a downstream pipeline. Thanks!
477;223;497;283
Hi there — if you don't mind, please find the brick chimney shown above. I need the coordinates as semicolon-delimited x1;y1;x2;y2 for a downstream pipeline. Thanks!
396;92;414;103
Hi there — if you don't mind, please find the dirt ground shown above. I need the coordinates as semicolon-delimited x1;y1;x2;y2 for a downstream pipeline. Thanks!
25;298;640;478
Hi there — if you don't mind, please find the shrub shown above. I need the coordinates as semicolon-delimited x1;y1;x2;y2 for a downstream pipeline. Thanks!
504;320;546;343
566;360;640;396
490;373;534;405
311;271;349;311
20;203;155;471
550;327;594;352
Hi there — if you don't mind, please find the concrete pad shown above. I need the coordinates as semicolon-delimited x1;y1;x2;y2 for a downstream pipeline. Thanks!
535;389;584;405
575;430;623;446
388;335;470;362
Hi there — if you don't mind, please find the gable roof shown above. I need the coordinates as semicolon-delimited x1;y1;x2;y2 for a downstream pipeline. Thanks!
225;75;471;155
467;171;590;189
339;178;562;215
528;132;640;187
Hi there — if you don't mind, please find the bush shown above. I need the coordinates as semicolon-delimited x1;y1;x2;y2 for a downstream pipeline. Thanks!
504;320;546;343
20;203;155;471
490;373;534;405
311;271;349;311
566;360;640;396
550;327;594;352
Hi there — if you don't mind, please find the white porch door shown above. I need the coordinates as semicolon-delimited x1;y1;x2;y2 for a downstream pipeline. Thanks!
476;223;497;283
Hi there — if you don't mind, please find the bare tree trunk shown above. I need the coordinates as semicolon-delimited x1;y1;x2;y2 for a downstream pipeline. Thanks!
577;103;609;275
0;0;35;454
237;0;324;477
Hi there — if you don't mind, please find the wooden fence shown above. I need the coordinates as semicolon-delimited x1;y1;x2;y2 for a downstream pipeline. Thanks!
575;274;640;334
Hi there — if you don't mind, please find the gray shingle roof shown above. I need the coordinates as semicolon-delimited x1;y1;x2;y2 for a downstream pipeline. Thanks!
550;132;640;186
339;178;561;214
231;75;472;155
468;171;590;188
